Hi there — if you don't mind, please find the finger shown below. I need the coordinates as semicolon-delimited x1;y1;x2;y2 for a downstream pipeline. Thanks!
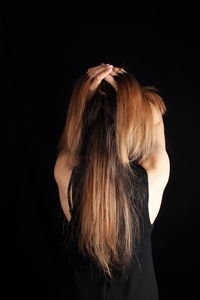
107;69;127;78
87;64;111;76
88;65;113;79
87;65;126;76
104;74;118;91
107;70;121;77
113;67;127;73
88;66;113;93
109;70;119;76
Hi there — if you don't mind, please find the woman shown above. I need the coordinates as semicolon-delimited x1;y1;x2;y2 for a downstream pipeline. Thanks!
54;63;170;299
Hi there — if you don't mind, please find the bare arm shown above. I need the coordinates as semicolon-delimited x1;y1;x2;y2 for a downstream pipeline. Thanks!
139;104;170;224
54;153;73;222
139;104;170;187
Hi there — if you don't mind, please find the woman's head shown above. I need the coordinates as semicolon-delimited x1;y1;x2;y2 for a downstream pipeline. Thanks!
58;64;166;279
58;64;166;166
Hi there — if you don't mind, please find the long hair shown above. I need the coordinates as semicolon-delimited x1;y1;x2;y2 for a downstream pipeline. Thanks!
57;69;166;279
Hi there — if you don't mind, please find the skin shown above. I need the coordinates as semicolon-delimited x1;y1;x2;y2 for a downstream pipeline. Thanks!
86;63;126;100
54;64;170;225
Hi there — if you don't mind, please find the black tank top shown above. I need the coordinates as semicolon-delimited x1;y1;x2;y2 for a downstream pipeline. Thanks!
62;163;159;300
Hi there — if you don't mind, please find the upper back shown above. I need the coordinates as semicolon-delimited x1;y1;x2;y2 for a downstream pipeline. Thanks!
54;151;170;226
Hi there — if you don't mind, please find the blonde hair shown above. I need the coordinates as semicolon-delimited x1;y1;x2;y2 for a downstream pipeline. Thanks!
57;70;166;279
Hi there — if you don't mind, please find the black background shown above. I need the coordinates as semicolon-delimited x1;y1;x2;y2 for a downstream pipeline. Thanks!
3;1;200;299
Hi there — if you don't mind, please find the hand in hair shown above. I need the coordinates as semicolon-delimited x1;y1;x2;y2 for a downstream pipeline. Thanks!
104;64;127;91
86;64;126;99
